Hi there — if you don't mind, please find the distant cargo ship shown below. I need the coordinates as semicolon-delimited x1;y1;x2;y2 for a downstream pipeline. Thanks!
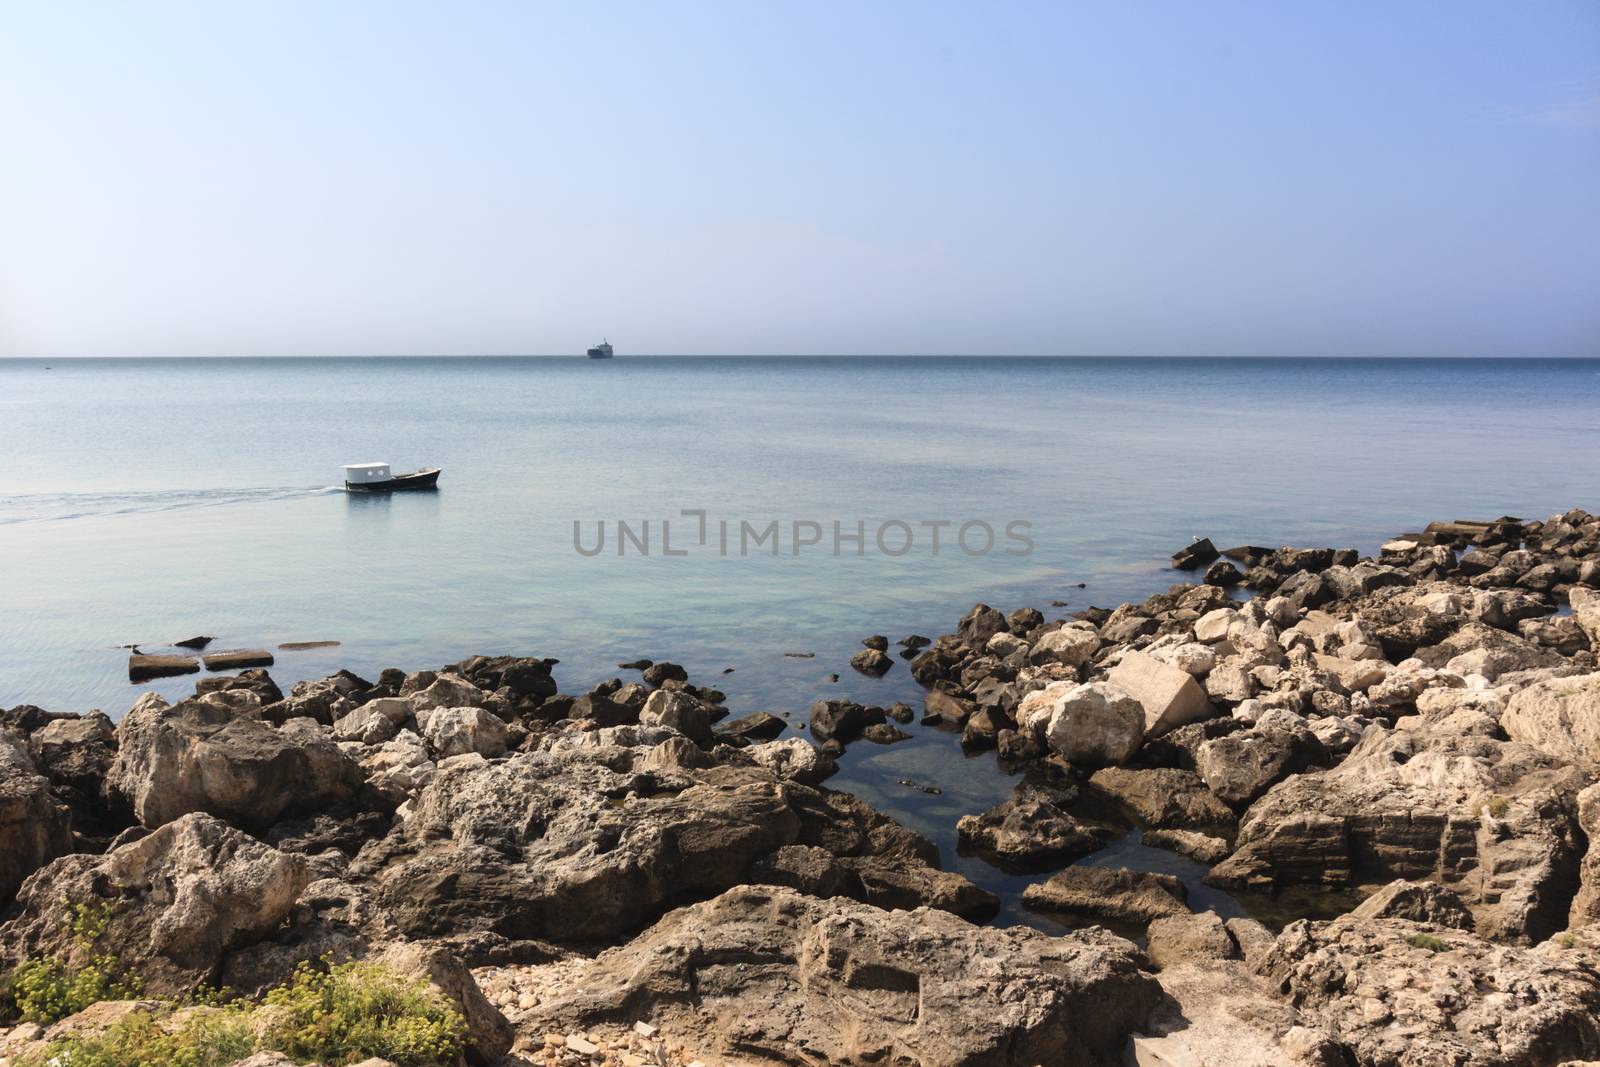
586;339;614;359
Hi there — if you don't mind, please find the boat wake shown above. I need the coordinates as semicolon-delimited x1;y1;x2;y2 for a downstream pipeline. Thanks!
0;485;344;525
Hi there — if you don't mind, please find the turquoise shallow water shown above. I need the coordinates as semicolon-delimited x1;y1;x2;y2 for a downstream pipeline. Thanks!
3;355;1597;925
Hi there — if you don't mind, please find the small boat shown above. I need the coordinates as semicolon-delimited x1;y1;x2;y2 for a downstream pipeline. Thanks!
586;339;614;359
342;462;441;492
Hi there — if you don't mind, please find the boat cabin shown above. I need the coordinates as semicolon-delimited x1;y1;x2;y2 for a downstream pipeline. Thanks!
343;462;393;486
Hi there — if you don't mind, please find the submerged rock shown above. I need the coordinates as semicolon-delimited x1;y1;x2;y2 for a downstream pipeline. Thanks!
956;782;1111;867
1022;866;1190;924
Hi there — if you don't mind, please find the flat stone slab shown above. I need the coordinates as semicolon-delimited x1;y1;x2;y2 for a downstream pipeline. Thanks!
129;653;199;682
277;641;340;651
202;649;275;671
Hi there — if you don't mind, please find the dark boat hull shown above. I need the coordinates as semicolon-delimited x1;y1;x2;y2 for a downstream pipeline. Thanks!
345;468;441;492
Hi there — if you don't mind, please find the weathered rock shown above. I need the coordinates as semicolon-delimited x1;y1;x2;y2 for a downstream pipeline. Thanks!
1195;720;1329;807
1029;623;1101;667
109;697;362;832
850;648;894;676
1089;767;1235;831
1145;910;1238;968
744;737;837;786
376;940;513;1064
128;653;199;682
1208;720;1583;943
1348;878;1475;929
201;648;275;671
332;696;413;745
409;674;491;714
956;783;1110;867
957;603;1010;644
1023;866;1190;923
1141;828;1232;864
25;712;124;836
0;730;74;904
0;813;310;995
1039;681;1145;768
419;705;510;758
1571;782;1600;928
354;752;801;942
638;688;714;745
1257;915;1600;1067
715;711;787;744
1173;537;1219;570
520;884;1161;1067
642;661;688;686
808;698;882;743
1503;671;1600;766
922;688;976;727
1110;650;1214;736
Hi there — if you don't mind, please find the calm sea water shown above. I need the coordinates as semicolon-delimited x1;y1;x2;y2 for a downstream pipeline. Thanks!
3;356;1596;927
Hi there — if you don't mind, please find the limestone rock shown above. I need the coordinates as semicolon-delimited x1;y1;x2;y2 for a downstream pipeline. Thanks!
0;730;74;904
1145;911;1238;968
1503;672;1600;766
1023;866;1190;923
419;705;510;759
956;783;1110;867
1257;916;1600;1066
0;813;310;995
1039;681;1145;767
1110;650;1214;736
521;884;1161;1067
1089;767;1235;831
109;698;362;832
1208;721;1583;943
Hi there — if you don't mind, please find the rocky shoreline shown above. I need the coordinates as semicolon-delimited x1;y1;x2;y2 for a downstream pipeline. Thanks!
6;508;1600;1065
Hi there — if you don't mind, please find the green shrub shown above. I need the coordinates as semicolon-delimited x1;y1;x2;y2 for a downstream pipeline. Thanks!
15;962;465;1067
260;960;466;1067
1557;932;1578;949
5;956;145;1025
17;1007;254;1067
1482;795;1510;819
0;898;143;1025
1407;932;1448;953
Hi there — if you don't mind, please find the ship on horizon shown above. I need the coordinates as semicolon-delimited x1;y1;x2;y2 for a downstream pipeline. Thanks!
586;339;614;359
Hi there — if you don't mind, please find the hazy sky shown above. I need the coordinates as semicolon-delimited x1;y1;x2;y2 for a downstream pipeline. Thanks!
1;2;1596;358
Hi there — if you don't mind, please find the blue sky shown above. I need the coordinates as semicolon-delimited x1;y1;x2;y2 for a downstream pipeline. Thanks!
1;1;1596;357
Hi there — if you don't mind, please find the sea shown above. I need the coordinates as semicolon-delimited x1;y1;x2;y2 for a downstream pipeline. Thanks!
3;355;1597;929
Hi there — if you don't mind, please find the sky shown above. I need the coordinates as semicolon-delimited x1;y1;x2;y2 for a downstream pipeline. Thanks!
0;1;1596;358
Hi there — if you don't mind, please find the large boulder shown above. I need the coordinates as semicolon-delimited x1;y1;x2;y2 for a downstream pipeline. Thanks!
353;751;799;942
1029;623;1101;667
1503;672;1600;766
25;712;121;834
1194;717;1329;807
1038;681;1145;768
519;884;1161;1067
1108;650;1214;736
1087;767;1235;832
0;813;310;995
0;730;74;904
418;705;510;759
1208;717;1585;943
351;743;992;942
108;697;362;832
1257;915;1600;1066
